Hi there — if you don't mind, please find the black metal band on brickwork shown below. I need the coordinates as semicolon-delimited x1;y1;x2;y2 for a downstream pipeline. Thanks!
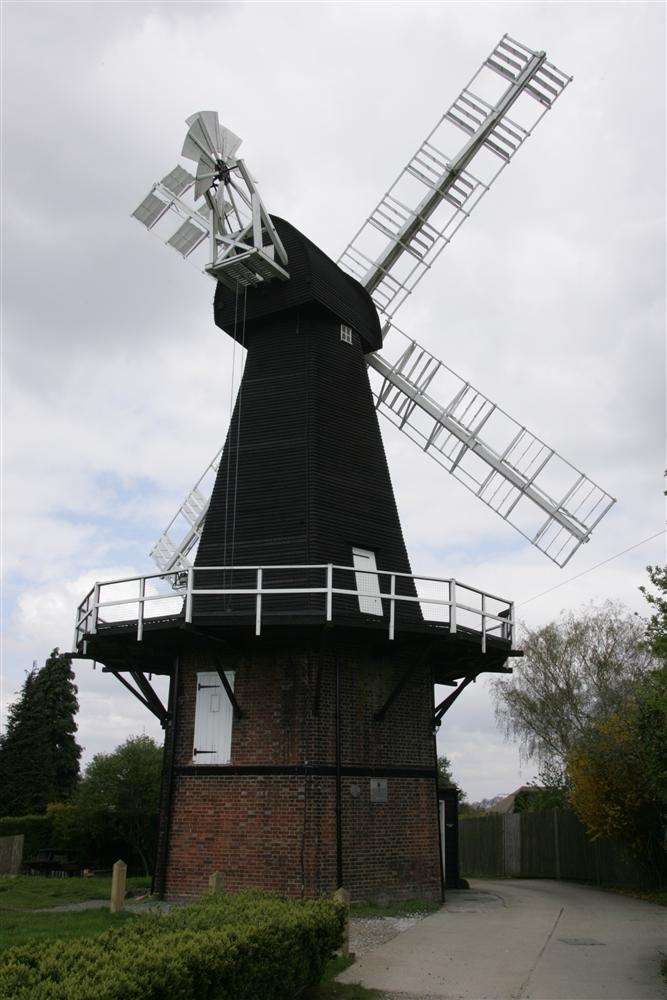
175;763;437;779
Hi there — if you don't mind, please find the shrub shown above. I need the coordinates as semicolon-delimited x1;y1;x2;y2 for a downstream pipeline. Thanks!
0;890;344;1000
0;814;53;858
0;805;151;874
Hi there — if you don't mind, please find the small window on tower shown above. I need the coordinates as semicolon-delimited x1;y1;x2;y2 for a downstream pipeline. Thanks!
340;325;353;345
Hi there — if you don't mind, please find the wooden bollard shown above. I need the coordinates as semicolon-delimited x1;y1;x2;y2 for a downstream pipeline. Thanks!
208;871;223;895
110;860;127;914
333;887;352;959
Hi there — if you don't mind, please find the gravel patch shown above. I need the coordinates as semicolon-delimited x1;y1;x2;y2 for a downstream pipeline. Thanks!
349;912;433;958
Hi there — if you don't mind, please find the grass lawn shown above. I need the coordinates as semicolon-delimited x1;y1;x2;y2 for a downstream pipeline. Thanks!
0;908;137;952
350;897;440;918
0;874;151;910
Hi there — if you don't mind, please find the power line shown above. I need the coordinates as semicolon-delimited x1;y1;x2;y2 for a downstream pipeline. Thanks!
517;529;666;608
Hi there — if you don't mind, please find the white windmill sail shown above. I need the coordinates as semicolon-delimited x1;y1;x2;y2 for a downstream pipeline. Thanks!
149;448;223;574
337;34;571;318
367;324;615;567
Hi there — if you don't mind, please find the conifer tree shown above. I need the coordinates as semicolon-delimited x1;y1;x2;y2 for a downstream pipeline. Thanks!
0;649;81;817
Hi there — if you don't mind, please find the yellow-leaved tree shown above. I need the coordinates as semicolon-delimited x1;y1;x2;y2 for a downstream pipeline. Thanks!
567;705;662;860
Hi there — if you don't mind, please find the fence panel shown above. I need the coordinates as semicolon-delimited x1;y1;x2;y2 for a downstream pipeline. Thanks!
0;834;24;874
520;809;559;877
458;815;503;876
557;809;596;880
503;814;521;875
593;835;656;888
460;810;664;888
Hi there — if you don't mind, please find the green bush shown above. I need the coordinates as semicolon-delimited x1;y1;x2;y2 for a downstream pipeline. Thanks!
0;890;344;1000
0;806;153;874
0;814;53;858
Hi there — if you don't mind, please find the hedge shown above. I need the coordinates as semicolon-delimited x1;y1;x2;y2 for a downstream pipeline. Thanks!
0;815;53;859
0;807;154;874
0;890;344;1000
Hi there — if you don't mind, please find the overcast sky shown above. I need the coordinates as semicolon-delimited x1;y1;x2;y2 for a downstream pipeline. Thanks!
2;1;665;801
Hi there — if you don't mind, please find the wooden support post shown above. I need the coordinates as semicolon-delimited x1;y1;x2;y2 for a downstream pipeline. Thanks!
208;871;224;895
110;860;127;913
333;887;352;959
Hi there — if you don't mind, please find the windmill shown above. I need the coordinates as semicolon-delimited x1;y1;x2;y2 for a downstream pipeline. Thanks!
73;35;614;903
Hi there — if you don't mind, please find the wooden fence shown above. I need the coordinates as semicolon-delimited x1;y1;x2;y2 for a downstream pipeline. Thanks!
459;810;663;888
0;834;24;875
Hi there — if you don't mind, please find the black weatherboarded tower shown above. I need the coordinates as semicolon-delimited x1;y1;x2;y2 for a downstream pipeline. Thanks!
199;217;415;597
74;40;613;900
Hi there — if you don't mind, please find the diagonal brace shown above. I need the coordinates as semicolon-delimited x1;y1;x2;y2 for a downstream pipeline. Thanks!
216;660;243;720
434;674;477;726
374;663;415;722
374;642;437;721
109;670;163;723
129;670;169;725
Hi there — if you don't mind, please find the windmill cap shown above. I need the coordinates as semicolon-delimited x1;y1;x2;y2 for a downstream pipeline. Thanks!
213;216;382;353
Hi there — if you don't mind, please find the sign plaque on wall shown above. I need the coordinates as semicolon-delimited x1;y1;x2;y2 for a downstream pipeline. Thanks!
370;778;388;803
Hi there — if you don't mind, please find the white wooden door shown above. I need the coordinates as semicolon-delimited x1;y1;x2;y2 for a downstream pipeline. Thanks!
352;547;383;616
192;670;235;765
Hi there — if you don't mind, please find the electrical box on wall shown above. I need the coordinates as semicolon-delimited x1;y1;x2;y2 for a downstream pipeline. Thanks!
370;778;388;803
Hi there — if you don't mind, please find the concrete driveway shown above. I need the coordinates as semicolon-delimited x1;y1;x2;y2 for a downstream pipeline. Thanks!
337;879;666;999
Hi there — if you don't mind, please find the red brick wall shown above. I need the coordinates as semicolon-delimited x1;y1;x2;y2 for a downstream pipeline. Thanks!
161;643;442;902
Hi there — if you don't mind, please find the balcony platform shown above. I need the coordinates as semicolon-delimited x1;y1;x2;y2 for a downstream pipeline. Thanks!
72;563;519;686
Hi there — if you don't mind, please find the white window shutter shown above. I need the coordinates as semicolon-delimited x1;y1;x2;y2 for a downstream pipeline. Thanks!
352;547;383;616
193;670;235;764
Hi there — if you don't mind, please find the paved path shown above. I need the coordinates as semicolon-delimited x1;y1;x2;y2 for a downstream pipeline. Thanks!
337;880;666;999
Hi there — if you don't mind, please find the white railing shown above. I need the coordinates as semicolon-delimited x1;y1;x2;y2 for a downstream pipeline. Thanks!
74;564;515;652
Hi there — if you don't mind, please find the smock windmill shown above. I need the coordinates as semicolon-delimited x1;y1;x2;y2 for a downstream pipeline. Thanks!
72;35;614;903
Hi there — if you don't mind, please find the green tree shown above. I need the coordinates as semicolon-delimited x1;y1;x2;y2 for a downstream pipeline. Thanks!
0;649;81;817
491;601;653;785
437;754;454;789
634;664;667;822
76;735;163;875
567;665;666;868
640;564;667;662
436;754;466;802
513;783;568;813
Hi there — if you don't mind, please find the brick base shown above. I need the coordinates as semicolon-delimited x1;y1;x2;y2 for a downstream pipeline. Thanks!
164;772;441;902
159;644;443;903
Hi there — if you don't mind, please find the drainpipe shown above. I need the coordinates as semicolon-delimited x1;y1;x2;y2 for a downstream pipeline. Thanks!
431;668;446;901
335;655;343;888
153;654;180;898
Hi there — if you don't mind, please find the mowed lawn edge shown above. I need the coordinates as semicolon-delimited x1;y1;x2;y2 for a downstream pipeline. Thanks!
0;874;151;910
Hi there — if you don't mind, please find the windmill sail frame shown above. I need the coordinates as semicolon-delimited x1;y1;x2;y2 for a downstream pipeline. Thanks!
337;34;572;318
367;325;615;567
